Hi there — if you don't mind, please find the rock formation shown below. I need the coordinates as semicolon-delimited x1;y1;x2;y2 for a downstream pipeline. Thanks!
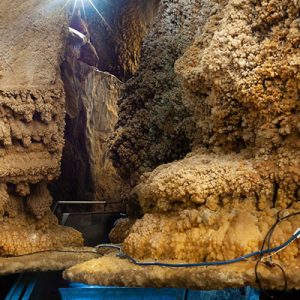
86;0;160;80
51;25;124;205
0;0;82;256
65;0;300;290
1;0;299;291
124;0;300;274
60;61;121;202
63;62;123;204
110;0;201;187
51;0;159;207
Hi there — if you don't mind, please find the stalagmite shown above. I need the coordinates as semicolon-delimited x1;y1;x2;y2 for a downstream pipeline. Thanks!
65;0;300;290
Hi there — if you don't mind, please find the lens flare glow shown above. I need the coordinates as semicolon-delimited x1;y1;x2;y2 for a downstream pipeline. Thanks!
68;0;112;32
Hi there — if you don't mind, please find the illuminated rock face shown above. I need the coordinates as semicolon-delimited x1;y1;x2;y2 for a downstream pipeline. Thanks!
51;0;160;206
53;28;124;204
77;0;160;81
64;0;300;289
0;0;82;256
124;0;300;270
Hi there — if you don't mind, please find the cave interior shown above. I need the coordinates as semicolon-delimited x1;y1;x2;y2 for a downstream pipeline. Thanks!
0;0;300;299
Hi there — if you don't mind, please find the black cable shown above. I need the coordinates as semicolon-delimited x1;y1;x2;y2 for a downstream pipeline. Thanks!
260;210;282;259
4;249;101;258
273;262;287;291
266;212;300;261
255;260;287;299
117;231;300;267
254;211;300;296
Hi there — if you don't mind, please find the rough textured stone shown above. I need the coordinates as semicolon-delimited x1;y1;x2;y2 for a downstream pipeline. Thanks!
118;0;300;287
64;255;300;291
50;25;124;205
0;247;99;275
175;0;300;153
109;218;136;244
66;0;300;290
110;0;204;185
0;0;83;257
85;0;160;80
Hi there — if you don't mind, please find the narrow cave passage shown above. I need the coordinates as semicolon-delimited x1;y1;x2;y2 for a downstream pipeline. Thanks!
49;0;160;246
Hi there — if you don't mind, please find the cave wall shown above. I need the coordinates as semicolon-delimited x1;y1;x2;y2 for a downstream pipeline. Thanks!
0;0;82;256
110;0;204;186
52;0;160;206
81;0;160;81
51;26;124;206
65;0;300;290
123;0;300;284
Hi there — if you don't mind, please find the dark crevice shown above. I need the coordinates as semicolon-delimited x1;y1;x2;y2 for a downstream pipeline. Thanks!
272;182;279;208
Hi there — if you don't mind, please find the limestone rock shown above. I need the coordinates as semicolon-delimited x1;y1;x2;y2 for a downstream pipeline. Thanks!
67;0;300;290
109;218;136;244
0;0;83;257
64;256;300;291
0;247;99;276
51;29;123;204
86;0;160;80
117;0;300;288
110;0;205;185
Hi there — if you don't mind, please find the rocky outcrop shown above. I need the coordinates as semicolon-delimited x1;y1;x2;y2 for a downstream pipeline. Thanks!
65;0;300;290
110;0;203;185
0;0;83;256
123;0;300;261
51;0;160;206
78;0;159;81
64;255;300;291
0;247;99;275
50;22;124;206
123;0;300;285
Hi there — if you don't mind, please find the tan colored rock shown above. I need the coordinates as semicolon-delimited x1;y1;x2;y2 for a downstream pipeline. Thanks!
52;27;124;203
133;150;299;213
64;256;300;291
68;0;300;290
124;207;300;263
109;218;136;244
0;247;99;276
0;0;83;257
116;0;300;287
175;0;300;153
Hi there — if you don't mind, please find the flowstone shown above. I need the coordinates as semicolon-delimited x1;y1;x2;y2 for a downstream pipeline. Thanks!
0;0;83;259
65;0;300;290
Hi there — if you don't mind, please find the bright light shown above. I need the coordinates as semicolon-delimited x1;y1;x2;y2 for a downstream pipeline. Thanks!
68;0;112;31
86;0;111;30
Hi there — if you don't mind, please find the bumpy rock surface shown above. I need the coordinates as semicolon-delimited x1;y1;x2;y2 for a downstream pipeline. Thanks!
125;0;300;259
176;0;300;153
0;0;83;256
123;0;300;284
110;0;205;185
64;255;300;291
0;247;99;275
66;0;300;290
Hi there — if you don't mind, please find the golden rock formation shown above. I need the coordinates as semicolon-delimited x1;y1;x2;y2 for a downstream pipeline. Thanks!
0;0;83;257
65;0;300;290
124;0;300;263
